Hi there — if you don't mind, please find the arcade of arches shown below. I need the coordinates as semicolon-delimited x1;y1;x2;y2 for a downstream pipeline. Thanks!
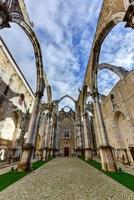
0;0;134;197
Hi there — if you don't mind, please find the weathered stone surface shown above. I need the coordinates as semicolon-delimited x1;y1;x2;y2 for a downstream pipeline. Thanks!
0;158;134;200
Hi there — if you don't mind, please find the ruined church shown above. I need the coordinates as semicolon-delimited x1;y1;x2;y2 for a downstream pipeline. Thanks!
0;0;134;199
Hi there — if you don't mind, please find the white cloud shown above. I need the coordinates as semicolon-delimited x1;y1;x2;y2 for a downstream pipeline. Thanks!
2;1;134;108
1;0;103;109
99;22;134;95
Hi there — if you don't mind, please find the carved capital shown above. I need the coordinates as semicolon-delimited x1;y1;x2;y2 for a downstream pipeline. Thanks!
0;0;26;29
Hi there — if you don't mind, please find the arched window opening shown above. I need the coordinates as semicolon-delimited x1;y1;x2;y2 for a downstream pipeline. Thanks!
98;22;134;96
58;96;75;111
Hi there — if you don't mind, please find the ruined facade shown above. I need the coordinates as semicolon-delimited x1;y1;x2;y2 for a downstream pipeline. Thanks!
0;38;34;161
0;0;133;173
100;70;134;164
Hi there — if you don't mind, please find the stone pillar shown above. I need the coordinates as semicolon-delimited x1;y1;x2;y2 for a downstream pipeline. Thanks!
17;94;41;171
75;123;83;156
42;115;50;161
75;111;81;156
93;94;117;172
38;112;48;160
51;124;55;157
82;113;92;161
50;125;54;158
12;123;20;147
42;147;48;161
124;149;130;165
54;122;60;156
39;135;45;160
10;123;21;161
74;123;77;155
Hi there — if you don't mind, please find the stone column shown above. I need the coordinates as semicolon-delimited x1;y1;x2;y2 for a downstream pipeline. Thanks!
38;113;47;160
42;115;50;161
39;132;46;161
75;124;81;151
76;124;83;156
93;94;117;172
54;122;60;156
124;149;130;165
74;123;77;154
50;125;54;157
82;113;92;161
75;111;83;156
17;94;41;171
10;122;21;161
12;123;20;147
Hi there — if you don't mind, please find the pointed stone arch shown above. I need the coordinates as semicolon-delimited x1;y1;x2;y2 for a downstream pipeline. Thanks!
98;63;129;79
82;0;133;91
81;0;134;171
58;95;76;104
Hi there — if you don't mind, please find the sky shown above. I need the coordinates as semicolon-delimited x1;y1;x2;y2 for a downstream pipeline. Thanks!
0;0;134;110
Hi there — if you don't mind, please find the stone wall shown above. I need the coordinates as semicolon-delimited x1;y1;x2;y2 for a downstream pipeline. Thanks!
0;38;35;160
100;70;134;163
59;117;75;157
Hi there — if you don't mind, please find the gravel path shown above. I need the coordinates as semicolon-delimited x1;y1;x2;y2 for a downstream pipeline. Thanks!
0;157;134;200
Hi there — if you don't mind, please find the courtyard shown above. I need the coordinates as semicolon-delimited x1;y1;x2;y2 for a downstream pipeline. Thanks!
0;158;134;200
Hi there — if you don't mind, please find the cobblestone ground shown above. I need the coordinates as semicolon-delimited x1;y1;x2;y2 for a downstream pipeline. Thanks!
0;157;134;200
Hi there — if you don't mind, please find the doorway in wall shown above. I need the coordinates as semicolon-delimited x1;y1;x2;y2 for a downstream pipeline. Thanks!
64;147;69;157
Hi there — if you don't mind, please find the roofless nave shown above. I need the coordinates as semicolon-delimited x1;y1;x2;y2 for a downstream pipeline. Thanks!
0;1;134;197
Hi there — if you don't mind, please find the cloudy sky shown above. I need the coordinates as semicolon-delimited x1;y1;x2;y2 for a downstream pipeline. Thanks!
0;0;134;109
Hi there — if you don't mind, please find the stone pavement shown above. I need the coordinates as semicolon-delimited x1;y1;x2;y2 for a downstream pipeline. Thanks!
0;157;134;200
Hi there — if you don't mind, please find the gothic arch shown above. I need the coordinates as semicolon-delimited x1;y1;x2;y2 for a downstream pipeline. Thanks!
0;1;46;96
91;15;125;92
82;0;133;91
58;95;76;104
98;63;129;79
90;4;134;93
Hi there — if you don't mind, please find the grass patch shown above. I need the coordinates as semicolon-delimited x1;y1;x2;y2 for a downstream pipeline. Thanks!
80;157;134;192
0;158;53;191
0;171;29;191
87;160;101;170
105;171;134;192
32;160;46;170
